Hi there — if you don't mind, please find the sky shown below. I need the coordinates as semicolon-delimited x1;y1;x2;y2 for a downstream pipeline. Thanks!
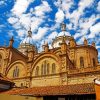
0;0;100;60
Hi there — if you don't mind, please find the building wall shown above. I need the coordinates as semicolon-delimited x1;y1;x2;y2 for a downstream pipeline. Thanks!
0;94;43;100
12;78;30;87
70;46;98;69
0;39;99;88
68;73;100;85
32;75;61;87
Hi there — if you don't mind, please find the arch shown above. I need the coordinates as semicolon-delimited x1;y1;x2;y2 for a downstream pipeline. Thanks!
6;60;27;78
31;53;61;76
53;49;61;55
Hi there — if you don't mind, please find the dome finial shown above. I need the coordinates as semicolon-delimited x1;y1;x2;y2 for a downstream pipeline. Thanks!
61;22;66;32
28;27;32;37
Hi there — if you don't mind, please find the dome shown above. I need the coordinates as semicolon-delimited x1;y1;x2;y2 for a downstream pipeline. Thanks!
20;28;34;45
52;35;73;48
20;36;34;45
52;23;73;48
18;28;37;55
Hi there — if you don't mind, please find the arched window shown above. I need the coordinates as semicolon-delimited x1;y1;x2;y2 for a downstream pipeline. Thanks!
80;57;84;68
47;63;49;74
52;63;56;74
93;58;95;67
13;66;19;78
35;66;39;76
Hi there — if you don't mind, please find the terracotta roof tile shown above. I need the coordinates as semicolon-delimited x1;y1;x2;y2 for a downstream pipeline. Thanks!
2;83;95;96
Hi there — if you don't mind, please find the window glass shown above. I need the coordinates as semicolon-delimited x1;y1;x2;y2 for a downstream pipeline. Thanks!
13;66;19;78
41;64;44;75
80;57;84;68
47;63;49;74
52;63;56;74
93;58;95;67
35;66;39;76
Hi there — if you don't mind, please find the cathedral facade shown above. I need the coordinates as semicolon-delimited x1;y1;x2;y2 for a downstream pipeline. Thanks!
0;23;100;99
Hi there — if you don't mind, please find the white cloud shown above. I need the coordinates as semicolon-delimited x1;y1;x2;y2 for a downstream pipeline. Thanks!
31;17;44;32
0;25;5;28
19;14;31;29
48;31;58;40
90;22;100;33
34;1;52;17
8;0;52;42
54;0;73;12
0;1;6;6
13;22;22;30
89;22;100;36
11;0;33;16
65;0;94;29
78;14;100;37
0;1;4;5
39;31;58;51
58;31;70;36
7;0;100;53
8;17;19;24
74;33;82;39
96;46;100;49
8;31;14;37
88;33;95;39
78;0;93;10
74;15;99;40
67;23;73;30
17;29;26;37
97;1;100;12
55;9;65;23
32;27;48;40
88;22;100;38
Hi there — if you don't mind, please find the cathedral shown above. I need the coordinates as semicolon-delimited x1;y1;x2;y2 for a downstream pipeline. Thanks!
0;23;100;100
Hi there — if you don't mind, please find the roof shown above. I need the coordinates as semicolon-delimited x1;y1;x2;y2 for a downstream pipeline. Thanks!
2;83;95;96
0;73;14;84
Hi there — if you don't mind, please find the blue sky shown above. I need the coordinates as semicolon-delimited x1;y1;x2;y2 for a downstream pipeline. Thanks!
0;0;100;60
